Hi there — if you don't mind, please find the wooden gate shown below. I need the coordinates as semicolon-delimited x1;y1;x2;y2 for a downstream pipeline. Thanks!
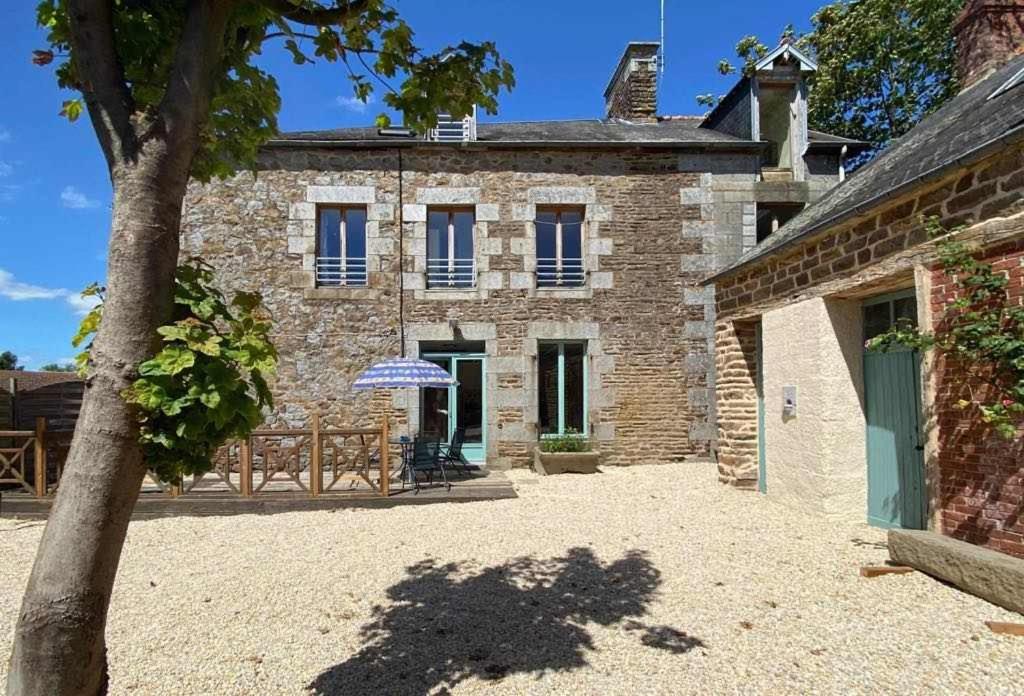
0;418;48;497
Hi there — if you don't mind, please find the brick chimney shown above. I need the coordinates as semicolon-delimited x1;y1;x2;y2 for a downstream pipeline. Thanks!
604;42;659;122
954;0;1024;90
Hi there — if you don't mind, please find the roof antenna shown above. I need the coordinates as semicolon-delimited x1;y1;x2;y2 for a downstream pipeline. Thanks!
659;0;665;82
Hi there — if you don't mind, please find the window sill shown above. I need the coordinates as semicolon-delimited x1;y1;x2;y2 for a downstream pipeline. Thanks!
533;287;592;299
304;286;379;301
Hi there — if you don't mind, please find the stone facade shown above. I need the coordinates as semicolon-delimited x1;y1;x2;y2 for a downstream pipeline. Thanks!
183;144;824;469
604;43;659;122
711;319;758;487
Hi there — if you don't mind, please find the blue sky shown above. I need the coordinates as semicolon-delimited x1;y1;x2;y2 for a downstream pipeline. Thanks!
0;0;822;369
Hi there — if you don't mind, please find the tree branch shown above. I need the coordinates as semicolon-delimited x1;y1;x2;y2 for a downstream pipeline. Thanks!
263;31;320;41
157;0;235;166
259;0;372;26
66;0;136;169
355;50;397;95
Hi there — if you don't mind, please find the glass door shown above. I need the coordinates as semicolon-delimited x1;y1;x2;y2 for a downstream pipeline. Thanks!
421;357;451;443
420;353;487;463
454;358;484;462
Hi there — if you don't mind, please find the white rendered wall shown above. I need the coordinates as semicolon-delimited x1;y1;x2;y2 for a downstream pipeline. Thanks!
761;297;867;522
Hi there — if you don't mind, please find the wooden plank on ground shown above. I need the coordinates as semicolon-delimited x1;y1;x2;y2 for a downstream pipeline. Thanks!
860;565;915;578
986;621;1024;637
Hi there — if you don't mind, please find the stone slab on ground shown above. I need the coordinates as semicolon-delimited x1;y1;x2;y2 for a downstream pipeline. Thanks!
888;529;1024;615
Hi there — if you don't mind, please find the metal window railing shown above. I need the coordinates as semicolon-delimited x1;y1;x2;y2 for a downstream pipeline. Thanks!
426;258;476;289
316;257;368;287
536;257;585;287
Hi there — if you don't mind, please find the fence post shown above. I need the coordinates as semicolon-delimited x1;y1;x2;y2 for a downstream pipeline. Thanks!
380;415;390;498
239;438;253;496
34;416;46;498
309;412;321;497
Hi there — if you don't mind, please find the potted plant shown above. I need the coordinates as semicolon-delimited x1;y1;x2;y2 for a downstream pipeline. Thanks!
533;429;601;475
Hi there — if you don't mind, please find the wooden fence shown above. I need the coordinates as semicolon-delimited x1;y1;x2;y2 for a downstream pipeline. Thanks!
0;418;48;497
3;414;391;499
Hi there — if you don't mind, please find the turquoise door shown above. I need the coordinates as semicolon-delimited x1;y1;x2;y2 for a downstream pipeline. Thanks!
421;353;486;463
863;292;926;529
756;323;766;493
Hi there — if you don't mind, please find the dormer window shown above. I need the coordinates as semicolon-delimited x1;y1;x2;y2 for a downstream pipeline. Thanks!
426;106;477;142
758;83;796;170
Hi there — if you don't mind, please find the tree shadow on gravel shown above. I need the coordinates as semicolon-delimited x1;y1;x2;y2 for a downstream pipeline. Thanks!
308;547;704;695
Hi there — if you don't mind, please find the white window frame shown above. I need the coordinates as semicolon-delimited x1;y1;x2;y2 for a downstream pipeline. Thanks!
316;205;368;287
426;207;476;289
536;207;586;288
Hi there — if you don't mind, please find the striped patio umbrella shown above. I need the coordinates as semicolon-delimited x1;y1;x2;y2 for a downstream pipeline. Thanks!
352;357;456;390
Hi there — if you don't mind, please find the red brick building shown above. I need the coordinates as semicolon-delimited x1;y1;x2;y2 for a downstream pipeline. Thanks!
705;1;1024;556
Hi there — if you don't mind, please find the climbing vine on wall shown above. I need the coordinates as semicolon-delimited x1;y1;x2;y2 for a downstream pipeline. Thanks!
867;219;1024;438
73;259;278;481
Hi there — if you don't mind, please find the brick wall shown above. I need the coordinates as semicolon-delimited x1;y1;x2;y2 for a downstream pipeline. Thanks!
932;237;1024;557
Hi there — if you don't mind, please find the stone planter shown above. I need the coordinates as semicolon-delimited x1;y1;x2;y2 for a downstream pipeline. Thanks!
533;449;602;475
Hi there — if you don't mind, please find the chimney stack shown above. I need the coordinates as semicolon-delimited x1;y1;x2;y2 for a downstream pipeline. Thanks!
954;0;1024;90
604;42;660;122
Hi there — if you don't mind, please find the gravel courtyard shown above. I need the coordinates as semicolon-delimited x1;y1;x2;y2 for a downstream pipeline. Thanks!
2;464;1022;695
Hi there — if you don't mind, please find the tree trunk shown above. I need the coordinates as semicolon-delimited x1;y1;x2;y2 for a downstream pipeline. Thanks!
5;153;189;696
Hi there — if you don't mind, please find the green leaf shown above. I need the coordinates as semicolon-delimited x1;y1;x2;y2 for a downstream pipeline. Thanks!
59;98;83;122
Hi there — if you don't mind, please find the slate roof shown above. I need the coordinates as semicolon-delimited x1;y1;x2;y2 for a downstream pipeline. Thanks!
269;118;761;147
271;117;863;150
706;53;1024;283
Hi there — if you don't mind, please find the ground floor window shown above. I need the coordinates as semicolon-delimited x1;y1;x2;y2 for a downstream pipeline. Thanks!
863;290;918;340
538;341;587;436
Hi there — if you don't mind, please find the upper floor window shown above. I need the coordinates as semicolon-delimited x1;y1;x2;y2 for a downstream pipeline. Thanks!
316;206;367;287
536;207;585;288
427;208;475;289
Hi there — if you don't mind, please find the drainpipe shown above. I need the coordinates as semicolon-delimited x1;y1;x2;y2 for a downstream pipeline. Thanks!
839;144;848;182
397;148;405;358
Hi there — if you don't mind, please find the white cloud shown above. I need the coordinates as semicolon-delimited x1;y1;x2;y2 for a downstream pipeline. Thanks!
0;127;10;143
0;161;11;177
61;185;100;209
0;184;20;203
336;93;375;113
0;269;66;301
0;269;99;317
66;293;101;316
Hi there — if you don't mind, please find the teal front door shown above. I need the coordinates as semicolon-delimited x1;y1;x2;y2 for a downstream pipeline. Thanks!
863;292;926;529
421;353;486;463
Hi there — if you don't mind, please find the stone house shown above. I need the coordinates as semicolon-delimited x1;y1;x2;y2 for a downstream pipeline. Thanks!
705;1;1024;557
182;40;859;469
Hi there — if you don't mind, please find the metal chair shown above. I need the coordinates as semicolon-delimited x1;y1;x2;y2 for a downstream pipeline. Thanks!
408;436;450;492
439;427;470;475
